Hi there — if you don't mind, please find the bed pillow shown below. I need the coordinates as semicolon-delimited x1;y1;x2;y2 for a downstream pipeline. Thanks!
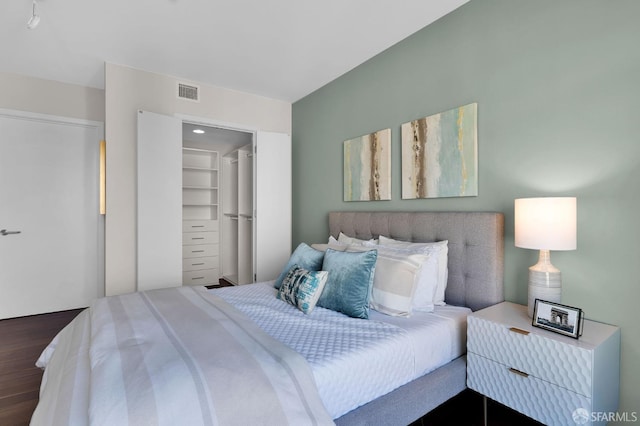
330;232;377;246
348;245;431;316
273;243;325;289
338;232;378;245
317;248;378;319
378;236;449;306
310;242;348;252
366;239;442;311
277;265;329;314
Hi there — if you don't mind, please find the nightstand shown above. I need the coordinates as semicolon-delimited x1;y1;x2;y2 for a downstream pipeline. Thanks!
467;302;620;426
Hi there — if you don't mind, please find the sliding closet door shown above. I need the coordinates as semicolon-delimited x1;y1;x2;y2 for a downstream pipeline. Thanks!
137;111;182;291
254;131;291;282
0;109;103;319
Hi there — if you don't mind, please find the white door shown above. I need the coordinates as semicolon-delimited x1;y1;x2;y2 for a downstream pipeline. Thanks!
137;111;182;291
254;131;291;282
0;110;104;319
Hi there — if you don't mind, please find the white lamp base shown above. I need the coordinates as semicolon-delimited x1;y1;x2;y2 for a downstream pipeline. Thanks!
527;250;562;317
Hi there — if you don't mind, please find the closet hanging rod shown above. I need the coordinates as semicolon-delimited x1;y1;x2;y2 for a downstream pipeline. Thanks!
183;147;217;153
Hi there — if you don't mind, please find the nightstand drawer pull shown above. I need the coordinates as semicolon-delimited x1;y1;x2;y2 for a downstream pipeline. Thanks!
509;327;529;336
508;368;529;378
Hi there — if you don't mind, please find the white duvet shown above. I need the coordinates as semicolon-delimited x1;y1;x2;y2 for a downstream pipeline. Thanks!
214;282;470;419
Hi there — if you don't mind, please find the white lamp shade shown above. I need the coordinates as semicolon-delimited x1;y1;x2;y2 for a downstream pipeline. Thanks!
515;197;577;251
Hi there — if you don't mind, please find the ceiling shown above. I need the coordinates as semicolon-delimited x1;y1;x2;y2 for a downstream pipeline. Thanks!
2;0;468;102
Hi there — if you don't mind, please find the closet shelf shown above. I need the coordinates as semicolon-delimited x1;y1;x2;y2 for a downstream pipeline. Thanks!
183;203;218;207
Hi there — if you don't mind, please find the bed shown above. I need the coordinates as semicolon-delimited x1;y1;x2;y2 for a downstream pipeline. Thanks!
326;211;504;425
31;211;504;426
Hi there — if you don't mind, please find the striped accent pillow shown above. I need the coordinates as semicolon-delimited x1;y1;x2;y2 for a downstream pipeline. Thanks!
377;236;448;307
349;245;433;317
277;265;329;314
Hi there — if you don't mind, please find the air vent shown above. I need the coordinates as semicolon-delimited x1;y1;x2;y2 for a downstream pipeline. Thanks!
177;83;199;102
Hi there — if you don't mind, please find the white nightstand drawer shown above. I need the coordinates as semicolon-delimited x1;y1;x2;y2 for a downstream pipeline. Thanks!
467;302;620;426
182;256;218;272
182;220;218;233
468;315;592;396
468;352;591;426
182;231;218;245
182;244;219;258
183;269;218;286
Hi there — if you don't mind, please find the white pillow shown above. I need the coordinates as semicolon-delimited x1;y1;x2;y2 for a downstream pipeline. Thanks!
377;236;449;307
335;232;377;246
310;242;348;252
349;245;432;316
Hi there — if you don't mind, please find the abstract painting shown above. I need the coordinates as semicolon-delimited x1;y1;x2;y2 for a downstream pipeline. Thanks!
401;103;478;199
343;128;391;201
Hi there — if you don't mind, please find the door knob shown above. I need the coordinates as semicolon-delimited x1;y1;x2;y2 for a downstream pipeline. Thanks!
0;229;21;236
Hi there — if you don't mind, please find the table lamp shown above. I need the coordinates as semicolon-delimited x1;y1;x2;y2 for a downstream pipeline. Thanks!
515;197;577;317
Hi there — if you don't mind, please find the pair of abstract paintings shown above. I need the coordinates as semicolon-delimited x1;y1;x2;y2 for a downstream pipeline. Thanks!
343;103;478;201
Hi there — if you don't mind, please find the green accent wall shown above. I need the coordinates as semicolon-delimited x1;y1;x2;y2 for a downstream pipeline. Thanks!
292;0;639;417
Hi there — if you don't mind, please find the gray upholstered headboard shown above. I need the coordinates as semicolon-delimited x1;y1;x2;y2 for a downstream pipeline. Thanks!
329;211;504;311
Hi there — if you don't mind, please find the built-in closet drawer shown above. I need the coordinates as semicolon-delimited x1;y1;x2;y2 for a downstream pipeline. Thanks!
182;256;219;272
183;220;218;233
182;231;218;245
182;244;219;258
182;269;218;286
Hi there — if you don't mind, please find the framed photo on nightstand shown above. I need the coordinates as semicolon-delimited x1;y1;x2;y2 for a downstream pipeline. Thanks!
532;299;583;339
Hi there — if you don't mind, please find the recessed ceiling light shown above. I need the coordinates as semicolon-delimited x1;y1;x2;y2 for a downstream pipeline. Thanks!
192;129;205;134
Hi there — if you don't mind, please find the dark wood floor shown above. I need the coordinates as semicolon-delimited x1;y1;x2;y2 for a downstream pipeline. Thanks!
0;306;541;426
0;308;83;425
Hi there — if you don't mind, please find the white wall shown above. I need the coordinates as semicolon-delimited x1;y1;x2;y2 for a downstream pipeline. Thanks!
0;72;104;121
104;63;291;296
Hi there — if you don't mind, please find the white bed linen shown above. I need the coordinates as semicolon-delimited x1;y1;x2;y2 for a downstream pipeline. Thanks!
33;282;470;423
214;282;470;419
33;309;91;425
33;287;334;426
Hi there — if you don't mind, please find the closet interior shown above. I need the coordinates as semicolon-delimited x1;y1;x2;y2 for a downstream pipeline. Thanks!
182;123;253;286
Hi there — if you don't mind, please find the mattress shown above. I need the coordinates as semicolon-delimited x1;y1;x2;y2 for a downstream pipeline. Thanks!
213;282;471;419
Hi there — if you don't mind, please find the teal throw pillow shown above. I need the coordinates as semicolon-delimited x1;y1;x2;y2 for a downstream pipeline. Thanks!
277;264;329;314
274;243;325;289
317;248;378;319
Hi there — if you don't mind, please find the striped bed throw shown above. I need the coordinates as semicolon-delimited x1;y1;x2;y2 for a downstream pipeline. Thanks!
87;286;333;426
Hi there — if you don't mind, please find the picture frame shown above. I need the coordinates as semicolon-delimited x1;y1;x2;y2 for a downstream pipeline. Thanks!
343;128;391;201
400;103;478;199
532;299;583;339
